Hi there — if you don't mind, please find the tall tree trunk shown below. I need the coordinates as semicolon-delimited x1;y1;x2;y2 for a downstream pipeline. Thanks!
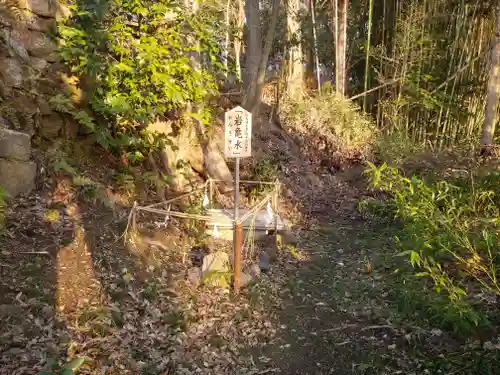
234;0;245;81
333;0;348;95
244;0;262;88
223;0;231;77
243;0;282;114
310;0;321;92
286;0;303;98
363;0;373;110
480;3;500;149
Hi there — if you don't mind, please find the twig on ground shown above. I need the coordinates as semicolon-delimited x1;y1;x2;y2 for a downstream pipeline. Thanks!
335;340;351;346
361;324;394;332
321;323;358;332
118;201;137;244
142;237;169;251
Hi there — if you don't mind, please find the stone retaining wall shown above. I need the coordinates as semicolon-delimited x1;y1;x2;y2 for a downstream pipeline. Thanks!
0;128;37;196
0;0;71;196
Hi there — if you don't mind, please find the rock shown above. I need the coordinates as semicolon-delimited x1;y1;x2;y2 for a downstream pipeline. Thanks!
202;251;230;274
11;91;39;115
25;13;56;32
189;245;209;267
278;229;298;246
0;159;37;197
36;97;52;115
240;272;252;288
0;128;31;161
0;77;11;97
0;116;13;128
9;29;57;59
149;120;204;191
62;116;78;138
41;305;53;318
249;264;261;280
203;141;233;192
55;2;71;20
0;58;23;87
259;251;271;272
0;29;29;62
40;113;63;137
0;13;13;28
4;347;22;356
149;120;233;192
28;57;49;71
21;0;57;17
187;267;201;287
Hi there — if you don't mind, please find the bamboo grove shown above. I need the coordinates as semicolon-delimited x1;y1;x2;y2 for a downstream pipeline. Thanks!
222;0;499;151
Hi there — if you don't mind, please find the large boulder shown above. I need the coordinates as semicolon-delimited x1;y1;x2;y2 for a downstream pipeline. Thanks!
0;159;37;197
39;113;63;138
25;13;56;33
20;0;57;17
19;0;70;19
0;29;30;62
148;120;234;192
0;128;31;161
9;29;57;60
203;141;233;187
0;58;23;87
150;117;232;190
148;120;203;191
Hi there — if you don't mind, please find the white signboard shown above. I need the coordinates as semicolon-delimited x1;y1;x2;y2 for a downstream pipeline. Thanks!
224;106;252;158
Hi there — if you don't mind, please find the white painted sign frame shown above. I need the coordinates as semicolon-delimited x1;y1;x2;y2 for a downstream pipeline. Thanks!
224;106;252;158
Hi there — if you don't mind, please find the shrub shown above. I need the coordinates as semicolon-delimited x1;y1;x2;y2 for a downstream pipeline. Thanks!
247;156;279;203
57;0;224;162
365;162;500;314
280;88;376;157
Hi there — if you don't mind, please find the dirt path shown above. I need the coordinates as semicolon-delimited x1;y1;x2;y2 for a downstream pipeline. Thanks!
0;152;469;374
254;218;400;375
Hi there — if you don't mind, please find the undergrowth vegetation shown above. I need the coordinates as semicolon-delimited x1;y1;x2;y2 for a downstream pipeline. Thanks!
280;84;376;157
56;0;224;162
247;156;279;203
363;162;500;334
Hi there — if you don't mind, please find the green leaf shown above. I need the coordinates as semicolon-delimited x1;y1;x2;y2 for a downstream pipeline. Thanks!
61;357;85;372
46;357;58;370
410;251;420;265
35;372;53;375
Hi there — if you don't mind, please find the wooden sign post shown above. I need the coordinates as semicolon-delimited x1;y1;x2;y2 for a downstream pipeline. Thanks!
224;106;252;292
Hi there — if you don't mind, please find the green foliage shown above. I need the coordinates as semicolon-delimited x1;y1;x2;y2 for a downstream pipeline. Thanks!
281;90;376;154
57;0;224;160
185;193;208;241
368;1;495;148
49;94;74;114
248;156;279;203
365;162;500;309
373;131;427;167
36;357;85;375
356;197;396;221
201;270;231;288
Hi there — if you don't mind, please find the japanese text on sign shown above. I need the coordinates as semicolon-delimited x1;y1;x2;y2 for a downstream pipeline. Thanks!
224;106;252;158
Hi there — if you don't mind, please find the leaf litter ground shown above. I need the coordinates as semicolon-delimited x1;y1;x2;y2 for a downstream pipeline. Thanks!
0;127;482;374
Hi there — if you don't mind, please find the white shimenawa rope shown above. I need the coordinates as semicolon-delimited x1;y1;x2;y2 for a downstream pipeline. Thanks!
266;201;274;225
